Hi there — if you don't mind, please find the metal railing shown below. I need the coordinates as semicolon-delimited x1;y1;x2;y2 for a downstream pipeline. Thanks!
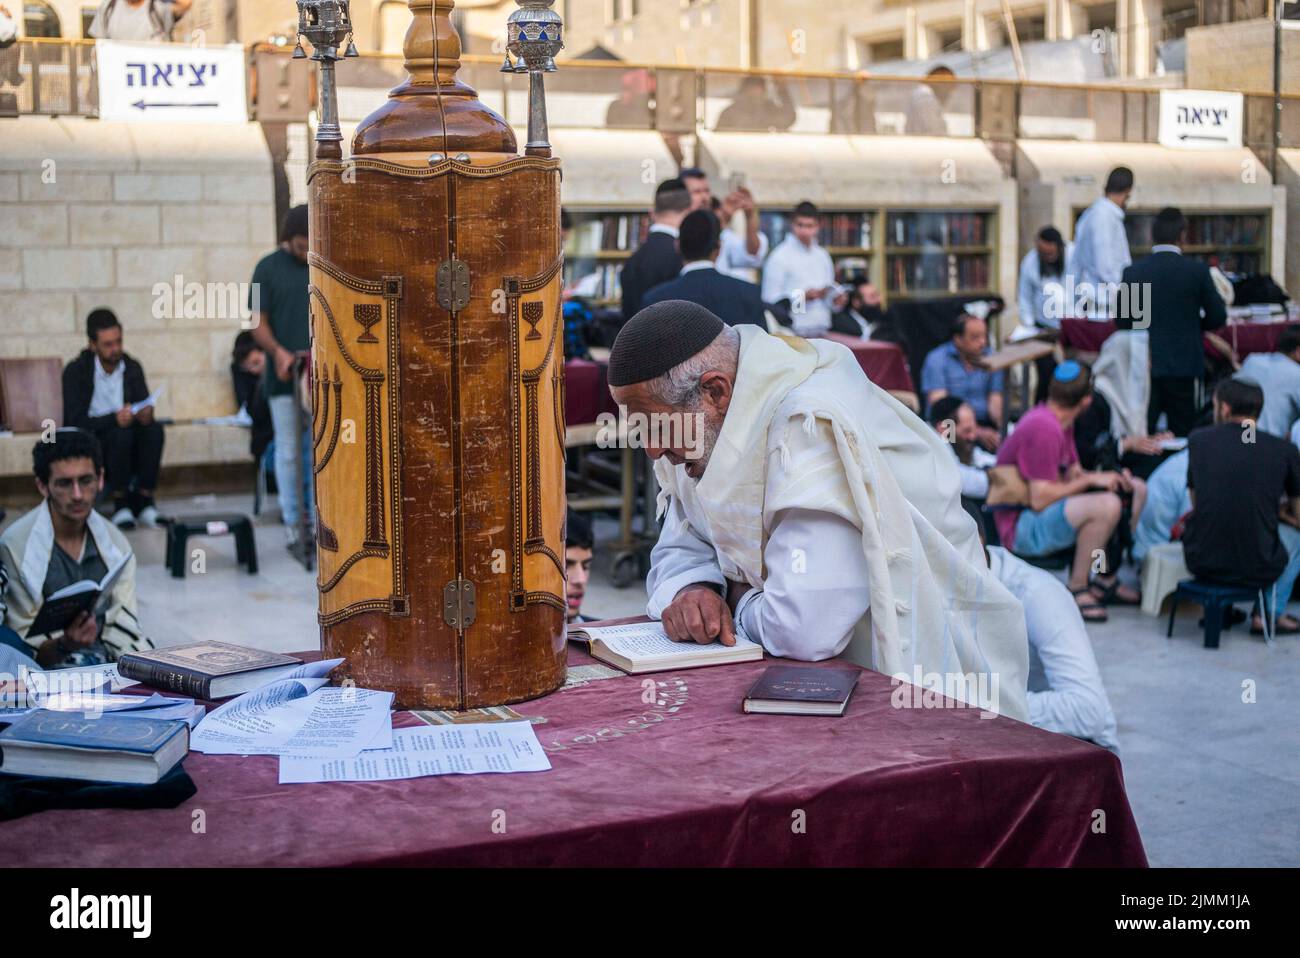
0;39;98;117
6;39;1300;157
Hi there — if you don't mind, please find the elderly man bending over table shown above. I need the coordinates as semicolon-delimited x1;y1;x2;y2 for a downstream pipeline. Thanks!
608;299;1029;721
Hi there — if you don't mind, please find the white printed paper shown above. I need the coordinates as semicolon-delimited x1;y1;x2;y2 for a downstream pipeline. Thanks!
131;386;165;415
190;658;393;759
278;722;551;784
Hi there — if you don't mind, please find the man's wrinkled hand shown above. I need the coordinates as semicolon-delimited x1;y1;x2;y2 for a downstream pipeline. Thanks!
662;583;735;646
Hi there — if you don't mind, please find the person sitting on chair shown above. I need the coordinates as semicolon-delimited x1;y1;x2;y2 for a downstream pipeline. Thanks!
920;314;1004;447
1183;378;1300;636
62;309;165;530
992;361;1145;622
928;396;996;503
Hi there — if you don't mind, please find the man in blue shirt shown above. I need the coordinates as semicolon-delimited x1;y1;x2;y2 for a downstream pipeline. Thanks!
1132;449;1189;566
1238;326;1300;439
921;314;1004;446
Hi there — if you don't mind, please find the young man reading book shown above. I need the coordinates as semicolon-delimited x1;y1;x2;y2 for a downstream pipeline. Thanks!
0;430;152;669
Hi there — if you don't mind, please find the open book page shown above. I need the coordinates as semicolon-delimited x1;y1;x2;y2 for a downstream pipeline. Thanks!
582;622;760;659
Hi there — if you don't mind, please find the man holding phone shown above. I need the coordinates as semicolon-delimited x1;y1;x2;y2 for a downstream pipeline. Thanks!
679;167;767;281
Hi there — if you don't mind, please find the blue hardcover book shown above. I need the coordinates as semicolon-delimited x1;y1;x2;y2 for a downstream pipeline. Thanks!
0;710;189;784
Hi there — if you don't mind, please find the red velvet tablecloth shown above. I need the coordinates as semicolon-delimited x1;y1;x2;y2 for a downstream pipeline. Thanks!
5;649;1147;867
822;333;915;392
565;340;915;430
1060;318;1300;359
564;358;618;426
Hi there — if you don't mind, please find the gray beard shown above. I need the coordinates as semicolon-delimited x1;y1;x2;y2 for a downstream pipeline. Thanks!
687;410;722;481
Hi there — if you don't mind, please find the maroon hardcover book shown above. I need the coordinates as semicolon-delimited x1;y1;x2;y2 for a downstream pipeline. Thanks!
742;665;860;716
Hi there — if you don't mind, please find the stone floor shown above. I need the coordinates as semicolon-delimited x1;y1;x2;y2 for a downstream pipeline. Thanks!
7;491;1298;867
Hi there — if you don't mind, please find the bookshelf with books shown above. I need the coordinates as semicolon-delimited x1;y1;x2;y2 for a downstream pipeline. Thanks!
562;209;652;307
564;206;1000;308
1116;211;1270;277
882;210;996;300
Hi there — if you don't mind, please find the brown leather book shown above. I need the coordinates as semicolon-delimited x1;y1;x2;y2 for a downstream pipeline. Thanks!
742;665;860;716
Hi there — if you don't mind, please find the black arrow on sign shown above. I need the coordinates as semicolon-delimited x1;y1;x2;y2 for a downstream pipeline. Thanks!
132;100;221;111
1178;132;1231;143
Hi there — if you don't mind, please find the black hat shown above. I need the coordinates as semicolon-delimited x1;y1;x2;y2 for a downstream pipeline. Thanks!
608;300;725;387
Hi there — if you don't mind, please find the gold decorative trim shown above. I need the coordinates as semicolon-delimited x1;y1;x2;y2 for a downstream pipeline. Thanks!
318;596;410;627
525;591;568;614
307;155;561;185
309;253;386;295
320;547;389;594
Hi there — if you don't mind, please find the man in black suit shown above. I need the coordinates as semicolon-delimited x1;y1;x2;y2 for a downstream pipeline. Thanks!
62;309;165;529
1117;206;1226;435
640;210;768;328
619;178;692;322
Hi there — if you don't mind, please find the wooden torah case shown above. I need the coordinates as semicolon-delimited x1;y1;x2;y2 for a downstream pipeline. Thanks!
307;0;566;708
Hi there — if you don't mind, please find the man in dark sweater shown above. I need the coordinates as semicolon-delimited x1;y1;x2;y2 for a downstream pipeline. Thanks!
1117;206;1227;436
61;309;164;529
641;209;768;327
1185;378;1300;635
619;178;691;322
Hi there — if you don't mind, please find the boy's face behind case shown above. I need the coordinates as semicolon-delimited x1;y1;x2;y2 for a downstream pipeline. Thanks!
565;545;592;621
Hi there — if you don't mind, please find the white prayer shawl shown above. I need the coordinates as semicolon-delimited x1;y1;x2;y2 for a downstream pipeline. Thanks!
1092;329;1150;440
655;326;1029;721
0;502;150;660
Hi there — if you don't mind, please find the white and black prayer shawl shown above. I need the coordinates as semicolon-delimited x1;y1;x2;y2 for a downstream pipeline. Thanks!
0;503;151;660
655;326;1030;721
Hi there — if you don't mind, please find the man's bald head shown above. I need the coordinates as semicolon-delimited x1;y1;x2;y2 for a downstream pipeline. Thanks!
608;301;740;480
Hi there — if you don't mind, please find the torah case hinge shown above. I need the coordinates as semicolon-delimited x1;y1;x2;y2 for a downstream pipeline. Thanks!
442;578;478;630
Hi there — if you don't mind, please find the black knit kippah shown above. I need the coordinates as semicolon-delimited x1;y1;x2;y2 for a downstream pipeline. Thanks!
607;300;726;387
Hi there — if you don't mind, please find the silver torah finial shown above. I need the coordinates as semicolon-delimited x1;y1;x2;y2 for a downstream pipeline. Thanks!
506;0;564;155
293;0;357;157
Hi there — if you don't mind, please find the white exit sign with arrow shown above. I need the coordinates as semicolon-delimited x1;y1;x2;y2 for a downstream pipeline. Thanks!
1158;89;1244;151
96;40;248;125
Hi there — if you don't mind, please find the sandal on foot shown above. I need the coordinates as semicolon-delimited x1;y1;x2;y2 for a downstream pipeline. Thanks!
1090;576;1141;606
1251;614;1300;636
1071;587;1109;623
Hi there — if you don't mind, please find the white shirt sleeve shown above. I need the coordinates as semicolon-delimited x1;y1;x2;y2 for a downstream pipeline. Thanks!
719;227;769;273
1100;213;1132;287
1017;249;1038;329
734;507;870;661
88;1;109;39
645;493;726;619
760;245;792;304
957;462;990;499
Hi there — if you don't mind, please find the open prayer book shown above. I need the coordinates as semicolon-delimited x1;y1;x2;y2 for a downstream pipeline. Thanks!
25;553;130;639
568;621;763;673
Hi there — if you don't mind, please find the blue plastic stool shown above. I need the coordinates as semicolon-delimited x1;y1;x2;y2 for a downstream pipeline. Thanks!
1165;579;1272;649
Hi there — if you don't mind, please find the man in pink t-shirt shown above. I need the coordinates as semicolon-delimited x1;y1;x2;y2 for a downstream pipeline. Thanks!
994;361;1147;622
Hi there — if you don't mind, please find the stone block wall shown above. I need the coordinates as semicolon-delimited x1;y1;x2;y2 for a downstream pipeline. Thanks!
0;117;277;443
